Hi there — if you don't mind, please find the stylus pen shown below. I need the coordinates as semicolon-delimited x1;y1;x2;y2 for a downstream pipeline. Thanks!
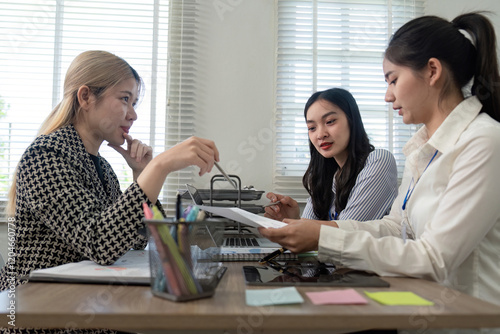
214;161;237;189
259;247;288;264
262;200;281;208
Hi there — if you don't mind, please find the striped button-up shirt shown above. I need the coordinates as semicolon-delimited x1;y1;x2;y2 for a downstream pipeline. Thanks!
302;148;398;221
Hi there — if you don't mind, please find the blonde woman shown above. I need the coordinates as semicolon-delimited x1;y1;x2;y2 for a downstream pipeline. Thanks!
0;50;219;293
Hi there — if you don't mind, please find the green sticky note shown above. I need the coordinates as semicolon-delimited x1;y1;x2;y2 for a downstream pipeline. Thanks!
246;287;304;306
364;291;434;306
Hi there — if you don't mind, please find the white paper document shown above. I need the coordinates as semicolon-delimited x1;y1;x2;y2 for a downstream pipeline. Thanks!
28;250;150;285
198;206;287;229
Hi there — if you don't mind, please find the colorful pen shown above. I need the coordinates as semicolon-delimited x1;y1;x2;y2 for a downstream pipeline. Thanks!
143;203;153;219
186;206;200;222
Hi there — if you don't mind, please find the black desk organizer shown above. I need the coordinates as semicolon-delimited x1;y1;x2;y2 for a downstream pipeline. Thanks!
180;175;265;214
181;174;266;235
210;174;246;234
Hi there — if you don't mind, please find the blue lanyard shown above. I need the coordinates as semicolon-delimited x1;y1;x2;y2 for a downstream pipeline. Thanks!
329;210;339;221
402;149;439;211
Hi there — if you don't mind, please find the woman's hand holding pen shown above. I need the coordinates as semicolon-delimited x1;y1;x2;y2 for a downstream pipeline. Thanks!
159;136;219;176
264;192;300;221
136;136;219;204
109;133;153;180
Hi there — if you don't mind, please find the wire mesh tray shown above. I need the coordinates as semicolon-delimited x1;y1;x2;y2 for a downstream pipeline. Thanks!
180;189;264;201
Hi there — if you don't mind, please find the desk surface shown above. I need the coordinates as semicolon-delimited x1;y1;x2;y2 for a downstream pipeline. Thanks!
1;262;500;333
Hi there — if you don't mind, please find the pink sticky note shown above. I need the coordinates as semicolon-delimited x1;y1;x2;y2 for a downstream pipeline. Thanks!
306;288;368;305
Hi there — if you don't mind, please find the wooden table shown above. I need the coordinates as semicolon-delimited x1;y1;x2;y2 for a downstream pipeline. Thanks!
1;262;500;333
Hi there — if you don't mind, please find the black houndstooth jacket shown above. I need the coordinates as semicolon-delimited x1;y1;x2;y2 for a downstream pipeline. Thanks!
0;124;151;293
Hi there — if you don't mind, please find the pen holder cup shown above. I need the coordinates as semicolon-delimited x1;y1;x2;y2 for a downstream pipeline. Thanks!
146;218;226;302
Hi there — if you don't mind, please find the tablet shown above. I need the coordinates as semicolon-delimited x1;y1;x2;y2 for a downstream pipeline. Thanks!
243;263;389;287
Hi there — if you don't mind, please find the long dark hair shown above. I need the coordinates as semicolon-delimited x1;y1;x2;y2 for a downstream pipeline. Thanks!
302;88;374;220
385;12;500;121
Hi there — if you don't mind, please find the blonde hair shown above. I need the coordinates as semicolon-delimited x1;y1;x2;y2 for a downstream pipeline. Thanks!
6;50;142;216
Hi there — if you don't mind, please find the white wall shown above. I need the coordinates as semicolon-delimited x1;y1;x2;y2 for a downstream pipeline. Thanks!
191;0;500;202
192;0;276;203
426;0;500;23
426;0;500;59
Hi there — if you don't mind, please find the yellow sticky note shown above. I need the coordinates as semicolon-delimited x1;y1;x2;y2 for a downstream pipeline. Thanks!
364;291;434;306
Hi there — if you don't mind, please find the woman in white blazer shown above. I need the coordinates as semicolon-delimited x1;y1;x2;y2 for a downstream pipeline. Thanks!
260;12;500;318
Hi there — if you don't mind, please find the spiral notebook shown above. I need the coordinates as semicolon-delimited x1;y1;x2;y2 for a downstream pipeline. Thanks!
217;247;299;262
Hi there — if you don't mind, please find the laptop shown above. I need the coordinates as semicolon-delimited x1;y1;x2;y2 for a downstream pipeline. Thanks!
185;184;280;249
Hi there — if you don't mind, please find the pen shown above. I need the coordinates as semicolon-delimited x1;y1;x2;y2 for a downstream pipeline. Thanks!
142;203;153;219
214;161;237;189
186;206;200;222
262;200;281;208
176;193;181;220
259;247;288;264
266;259;299;278
175;193;185;223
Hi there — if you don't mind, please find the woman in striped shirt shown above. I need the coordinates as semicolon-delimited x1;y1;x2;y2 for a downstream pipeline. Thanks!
265;88;398;224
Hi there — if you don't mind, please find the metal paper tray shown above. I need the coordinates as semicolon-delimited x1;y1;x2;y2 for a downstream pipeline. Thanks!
180;189;264;201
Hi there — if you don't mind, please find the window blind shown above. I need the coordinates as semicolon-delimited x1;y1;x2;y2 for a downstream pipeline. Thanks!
0;0;197;220
163;0;199;216
274;0;425;202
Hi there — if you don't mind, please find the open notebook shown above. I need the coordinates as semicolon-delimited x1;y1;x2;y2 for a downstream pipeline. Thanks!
185;184;297;261
27;250;151;285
